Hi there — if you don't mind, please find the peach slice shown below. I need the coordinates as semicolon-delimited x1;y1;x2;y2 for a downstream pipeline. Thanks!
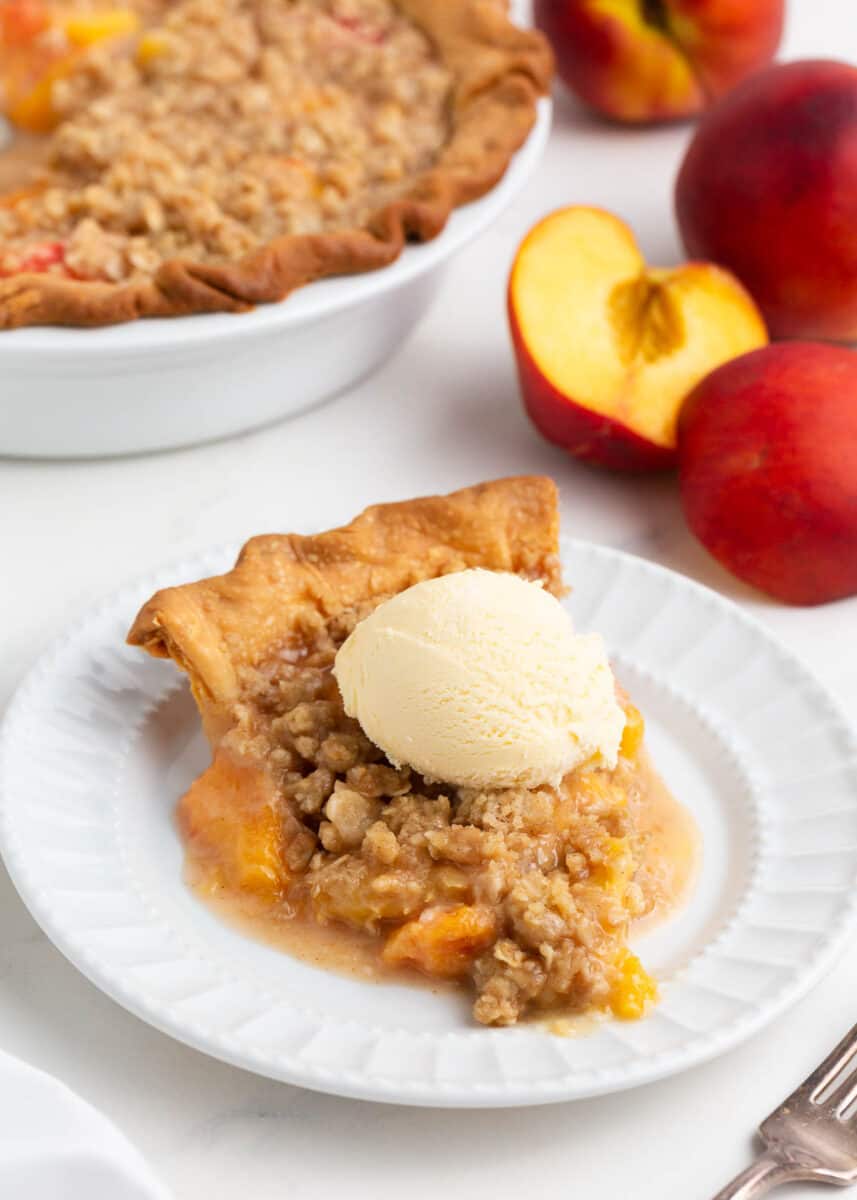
0;2;139;132
178;749;287;903
610;950;658;1020
508;206;768;472
382;905;497;978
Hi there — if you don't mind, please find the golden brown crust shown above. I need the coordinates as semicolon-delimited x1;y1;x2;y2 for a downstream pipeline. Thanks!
127;475;562;739
0;2;552;329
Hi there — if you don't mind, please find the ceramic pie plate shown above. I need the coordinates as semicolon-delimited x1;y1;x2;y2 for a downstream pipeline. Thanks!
2;538;856;1107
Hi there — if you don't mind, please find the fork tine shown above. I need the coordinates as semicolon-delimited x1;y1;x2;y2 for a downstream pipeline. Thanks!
826;1070;857;1116
800;1021;857;1101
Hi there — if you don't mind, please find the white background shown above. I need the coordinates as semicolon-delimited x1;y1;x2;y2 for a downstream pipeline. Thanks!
1;3;856;1196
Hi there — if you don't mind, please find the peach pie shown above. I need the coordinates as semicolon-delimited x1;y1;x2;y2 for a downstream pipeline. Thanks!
128;477;696;1027
0;0;552;327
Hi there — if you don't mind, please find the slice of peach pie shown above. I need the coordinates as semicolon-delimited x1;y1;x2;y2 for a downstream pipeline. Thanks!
128;477;695;1026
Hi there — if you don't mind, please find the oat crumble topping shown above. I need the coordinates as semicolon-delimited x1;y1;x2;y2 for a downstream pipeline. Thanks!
0;0;453;282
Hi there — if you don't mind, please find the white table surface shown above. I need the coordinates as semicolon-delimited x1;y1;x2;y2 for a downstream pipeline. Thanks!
1;4;856;1197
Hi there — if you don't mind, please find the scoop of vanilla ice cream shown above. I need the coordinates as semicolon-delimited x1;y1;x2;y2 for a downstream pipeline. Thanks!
332;568;625;791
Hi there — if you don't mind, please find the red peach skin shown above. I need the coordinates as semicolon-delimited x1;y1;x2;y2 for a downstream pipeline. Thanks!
678;343;857;605
676;60;857;341
509;310;677;472
534;0;783;123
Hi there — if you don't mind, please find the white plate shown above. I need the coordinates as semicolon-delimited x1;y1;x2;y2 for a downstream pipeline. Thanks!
0;97;550;457
2;539;857;1107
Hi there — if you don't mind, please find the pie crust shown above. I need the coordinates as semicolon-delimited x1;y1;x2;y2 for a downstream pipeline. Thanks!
129;475;562;738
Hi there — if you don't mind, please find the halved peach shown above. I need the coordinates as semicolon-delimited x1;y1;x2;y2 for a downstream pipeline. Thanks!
508;207;768;471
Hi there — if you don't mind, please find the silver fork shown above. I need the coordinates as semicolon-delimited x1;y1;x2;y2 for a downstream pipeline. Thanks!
713;1022;857;1197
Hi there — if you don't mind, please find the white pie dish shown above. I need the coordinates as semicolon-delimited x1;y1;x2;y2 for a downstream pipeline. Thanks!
2;537;856;1108
0;97;550;459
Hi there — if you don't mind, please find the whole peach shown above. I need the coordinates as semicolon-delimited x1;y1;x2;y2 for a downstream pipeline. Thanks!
678;343;857;605
533;0;783;123
676;60;857;341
